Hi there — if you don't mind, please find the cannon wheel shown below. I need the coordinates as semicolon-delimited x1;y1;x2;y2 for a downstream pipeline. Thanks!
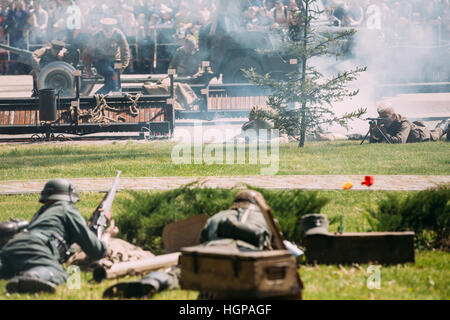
37;61;75;96
37;61;95;97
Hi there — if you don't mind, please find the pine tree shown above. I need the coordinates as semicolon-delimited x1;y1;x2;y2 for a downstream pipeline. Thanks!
243;0;367;147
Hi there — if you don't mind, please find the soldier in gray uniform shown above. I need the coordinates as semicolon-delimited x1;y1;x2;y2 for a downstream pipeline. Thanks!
0;179;117;294
103;189;273;299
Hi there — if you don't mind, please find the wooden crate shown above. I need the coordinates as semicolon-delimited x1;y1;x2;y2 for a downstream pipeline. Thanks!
180;246;302;299
304;232;415;265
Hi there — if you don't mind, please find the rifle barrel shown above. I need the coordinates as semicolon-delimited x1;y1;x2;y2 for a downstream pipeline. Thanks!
101;170;121;213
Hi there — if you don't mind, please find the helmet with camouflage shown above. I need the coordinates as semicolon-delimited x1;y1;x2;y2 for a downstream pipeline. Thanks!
39;178;79;204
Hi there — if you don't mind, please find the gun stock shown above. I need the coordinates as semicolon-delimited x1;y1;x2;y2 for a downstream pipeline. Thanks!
254;197;304;297
89;171;121;239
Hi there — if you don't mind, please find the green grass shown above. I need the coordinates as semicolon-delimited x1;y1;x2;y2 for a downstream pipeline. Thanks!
0;141;449;180
0;190;448;300
301;250;449;300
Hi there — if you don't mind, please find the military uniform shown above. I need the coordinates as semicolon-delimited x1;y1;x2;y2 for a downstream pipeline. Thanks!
31;48;61;71
0;201;107;286
0;178;109;293
370;114;445;144
199;205;272;251
82;19;130;94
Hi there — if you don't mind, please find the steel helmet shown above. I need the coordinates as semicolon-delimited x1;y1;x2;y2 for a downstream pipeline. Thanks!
39;178;79;203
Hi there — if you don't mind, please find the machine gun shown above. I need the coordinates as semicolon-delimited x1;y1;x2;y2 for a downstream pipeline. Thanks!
88;171;121;239
361;117;392;144
0;219;29;248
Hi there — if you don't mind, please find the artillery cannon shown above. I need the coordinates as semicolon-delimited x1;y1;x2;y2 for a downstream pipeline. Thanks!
0;42;218;97
0;43;94;96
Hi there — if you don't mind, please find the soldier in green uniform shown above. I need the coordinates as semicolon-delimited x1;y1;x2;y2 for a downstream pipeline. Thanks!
370;101;449;144
103;189;273;299
0;179;117;294
168;35;201;77
81;18;130;95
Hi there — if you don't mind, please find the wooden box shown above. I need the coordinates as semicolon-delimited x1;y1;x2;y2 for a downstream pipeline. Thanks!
304;232;415;265
180;246;302;299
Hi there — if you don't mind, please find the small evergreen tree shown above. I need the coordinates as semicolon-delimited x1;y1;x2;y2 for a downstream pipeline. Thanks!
244;0;367;147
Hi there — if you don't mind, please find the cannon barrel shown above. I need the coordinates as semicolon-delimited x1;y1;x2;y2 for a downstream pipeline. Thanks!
0;43;33;57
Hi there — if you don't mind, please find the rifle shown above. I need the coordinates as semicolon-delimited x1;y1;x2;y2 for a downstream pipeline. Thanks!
253;196;304;299
89;171;121;238
366;117;388;122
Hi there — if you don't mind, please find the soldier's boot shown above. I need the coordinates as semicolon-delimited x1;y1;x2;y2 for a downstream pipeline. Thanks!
103;268;180;299
6;276;56;294
103;272;164;299
103;280;157;299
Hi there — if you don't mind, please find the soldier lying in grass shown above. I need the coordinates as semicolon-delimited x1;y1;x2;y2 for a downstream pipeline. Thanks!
370;101;449;144
102;189;275;299
0;179;117;294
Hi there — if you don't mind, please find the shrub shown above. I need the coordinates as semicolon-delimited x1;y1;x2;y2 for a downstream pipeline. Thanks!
116;184;330;254
365;184;450;250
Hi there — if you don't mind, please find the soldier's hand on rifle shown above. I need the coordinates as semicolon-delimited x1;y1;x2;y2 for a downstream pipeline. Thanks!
101;217;119;247
104;219;119;237
379;123;387;134
97;208;119;237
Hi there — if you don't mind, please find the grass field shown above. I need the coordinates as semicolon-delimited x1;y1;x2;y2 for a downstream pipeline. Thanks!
0;190;448;300
0;140;448;300
0;140;449;180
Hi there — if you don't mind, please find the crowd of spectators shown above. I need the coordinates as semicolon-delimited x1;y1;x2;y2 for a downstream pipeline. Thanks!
0;0;449;74
323;0;450;45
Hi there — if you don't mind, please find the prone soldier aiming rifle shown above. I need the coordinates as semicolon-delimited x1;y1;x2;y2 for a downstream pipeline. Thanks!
0;172;121;294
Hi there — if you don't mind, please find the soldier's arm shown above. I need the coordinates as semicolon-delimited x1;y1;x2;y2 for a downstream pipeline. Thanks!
383;121;411;144
31;47;46;71
65;205;108;260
